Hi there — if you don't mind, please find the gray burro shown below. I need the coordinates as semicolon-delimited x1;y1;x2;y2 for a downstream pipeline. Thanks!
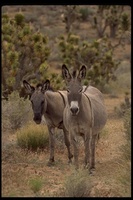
23;79;73;165
62;64;107;174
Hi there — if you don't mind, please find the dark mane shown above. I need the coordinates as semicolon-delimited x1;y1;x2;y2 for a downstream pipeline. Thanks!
72;70;77;78
48;86;54;91
36;83;54;91
36;83;42;88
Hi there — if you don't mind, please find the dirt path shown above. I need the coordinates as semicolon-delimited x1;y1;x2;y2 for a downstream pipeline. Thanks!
2;95;127;197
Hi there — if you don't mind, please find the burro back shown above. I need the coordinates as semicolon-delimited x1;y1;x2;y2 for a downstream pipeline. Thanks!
62;64;107;174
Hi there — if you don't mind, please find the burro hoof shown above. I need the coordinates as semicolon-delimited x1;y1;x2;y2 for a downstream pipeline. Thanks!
68;159;73;165
89;167;95;176
47;160;55;167
68;154;73;164
84;163;89;169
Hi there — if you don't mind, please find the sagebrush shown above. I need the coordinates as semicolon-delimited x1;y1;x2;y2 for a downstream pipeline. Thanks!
17;122;49;150
2;91;32;132
122;107;131;160
64;168;92;197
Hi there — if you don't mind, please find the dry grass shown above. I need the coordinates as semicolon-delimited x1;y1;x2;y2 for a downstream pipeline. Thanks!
16;122;49;150
63;167;92;197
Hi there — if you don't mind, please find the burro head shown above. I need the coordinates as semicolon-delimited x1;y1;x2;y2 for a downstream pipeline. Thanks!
62;64;86;116
23;79;50;124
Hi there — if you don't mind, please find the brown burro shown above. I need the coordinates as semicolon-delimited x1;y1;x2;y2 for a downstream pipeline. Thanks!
23;79;73;165
62;64;107;174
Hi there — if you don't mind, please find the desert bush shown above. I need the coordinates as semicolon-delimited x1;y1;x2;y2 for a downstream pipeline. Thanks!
122;107;131;160
103;75;130;96
115;61;130;75
99;127;108;140
116;73;131;90
61;6;80;33
2;13;50;98
93;6;130;38
117;105;131;197
25;12;39;23
58;33;120;91
114;93;131;117
123;108;131;140
118;161;131;197
16;122;49;151
29;177;43;194
63;168;92;197
2;91;32;132
113;61;131;92
79;7;91;21
101;60;131;95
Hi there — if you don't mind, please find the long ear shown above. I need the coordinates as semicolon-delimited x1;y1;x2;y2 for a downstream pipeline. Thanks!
41;79;50;93
62;64;72;82
77;65;86;81
23;80;35;93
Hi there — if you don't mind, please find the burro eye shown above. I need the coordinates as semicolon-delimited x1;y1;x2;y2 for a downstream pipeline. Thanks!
67;88;70;93
31;100;34;108
41;100;44;105
78;88;82;93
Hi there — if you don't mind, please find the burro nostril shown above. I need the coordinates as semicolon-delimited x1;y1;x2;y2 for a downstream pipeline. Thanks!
33;113;41;121
70;107;79;115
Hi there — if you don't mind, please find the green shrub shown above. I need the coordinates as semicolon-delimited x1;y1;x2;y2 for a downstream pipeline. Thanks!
58;34;120;91
64;168;92;197
122;108;131;160
79;7;90;21
29;177;43;194
2;13;50;97
117;108;131;197
2;91;32;132
123;108;131;140
114;93;131;117
118;161;131;197
16;123;49;151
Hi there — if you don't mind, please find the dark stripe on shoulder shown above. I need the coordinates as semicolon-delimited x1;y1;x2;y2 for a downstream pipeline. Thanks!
57;91;66;106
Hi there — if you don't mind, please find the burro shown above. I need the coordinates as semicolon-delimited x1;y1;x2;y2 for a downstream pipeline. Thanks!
62;64;107;174
23;79;73;165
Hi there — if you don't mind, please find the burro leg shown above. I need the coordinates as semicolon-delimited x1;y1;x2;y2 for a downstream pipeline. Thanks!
71;133;79;169
90;134;97;170
83;132;90;169
47;126;55;166
88;130;97;175
63;126;73;163
83;129;96;175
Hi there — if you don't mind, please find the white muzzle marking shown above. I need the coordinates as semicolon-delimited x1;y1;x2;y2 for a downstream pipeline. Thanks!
70;101;79;115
